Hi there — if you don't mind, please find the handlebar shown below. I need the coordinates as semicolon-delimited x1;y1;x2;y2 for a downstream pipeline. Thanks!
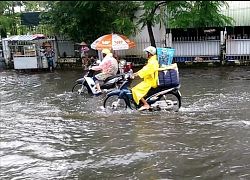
124;69;134;79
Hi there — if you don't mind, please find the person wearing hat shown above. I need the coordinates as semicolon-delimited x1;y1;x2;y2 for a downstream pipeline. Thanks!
43;43;55;72
80;41;89;70
90;48;118;95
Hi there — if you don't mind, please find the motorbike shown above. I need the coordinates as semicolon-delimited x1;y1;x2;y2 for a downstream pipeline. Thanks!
71;60;125;95
103;69;182;112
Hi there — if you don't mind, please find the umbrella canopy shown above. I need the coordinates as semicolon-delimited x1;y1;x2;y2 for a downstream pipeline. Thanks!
34;34;46;39
91;33;136;50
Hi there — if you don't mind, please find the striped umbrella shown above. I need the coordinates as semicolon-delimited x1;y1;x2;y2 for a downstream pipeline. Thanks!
91;33;136;51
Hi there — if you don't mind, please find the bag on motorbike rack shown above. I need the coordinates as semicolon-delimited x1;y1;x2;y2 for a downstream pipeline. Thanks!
157;63;180;88
156;47;175;67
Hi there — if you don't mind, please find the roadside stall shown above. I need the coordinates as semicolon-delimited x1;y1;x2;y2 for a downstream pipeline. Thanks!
2;35;54;70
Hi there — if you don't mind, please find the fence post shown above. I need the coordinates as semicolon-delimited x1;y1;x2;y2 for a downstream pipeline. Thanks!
165;32;172;48
220;30;226;65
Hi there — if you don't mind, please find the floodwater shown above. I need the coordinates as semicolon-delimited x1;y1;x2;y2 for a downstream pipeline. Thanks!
0;66;250;180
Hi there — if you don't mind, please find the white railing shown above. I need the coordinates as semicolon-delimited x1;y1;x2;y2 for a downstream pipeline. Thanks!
226;39;250;55
172;40;220;57
55;36;250;62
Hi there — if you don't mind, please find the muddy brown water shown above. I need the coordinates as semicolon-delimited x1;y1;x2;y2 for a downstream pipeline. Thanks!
0;66;250;179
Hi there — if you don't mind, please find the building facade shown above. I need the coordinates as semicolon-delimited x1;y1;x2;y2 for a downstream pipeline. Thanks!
132;1;250;42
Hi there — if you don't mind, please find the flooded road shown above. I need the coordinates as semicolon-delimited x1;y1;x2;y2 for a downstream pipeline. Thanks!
1;67;250;180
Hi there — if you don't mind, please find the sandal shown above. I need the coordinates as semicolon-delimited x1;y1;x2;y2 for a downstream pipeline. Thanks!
138;106;150;111
94;90;102;95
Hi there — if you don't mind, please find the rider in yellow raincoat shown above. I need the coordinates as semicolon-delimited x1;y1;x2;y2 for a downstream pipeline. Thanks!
131;46;159;111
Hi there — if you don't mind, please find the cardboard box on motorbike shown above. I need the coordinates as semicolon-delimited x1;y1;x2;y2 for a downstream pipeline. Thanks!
156;47;180;87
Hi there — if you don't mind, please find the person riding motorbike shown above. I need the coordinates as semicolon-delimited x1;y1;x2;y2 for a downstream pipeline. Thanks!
131;46;159;111
90;49;118;95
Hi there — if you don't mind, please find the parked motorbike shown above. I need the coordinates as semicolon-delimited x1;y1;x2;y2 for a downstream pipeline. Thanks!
71;60;125;95
103;69;182;112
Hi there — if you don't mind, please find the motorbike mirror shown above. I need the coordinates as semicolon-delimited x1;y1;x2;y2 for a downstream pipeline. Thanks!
126;69;134;79
120;59;127;65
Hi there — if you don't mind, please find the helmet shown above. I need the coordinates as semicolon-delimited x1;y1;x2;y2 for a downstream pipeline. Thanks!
143;46;156;55
102;49;111;55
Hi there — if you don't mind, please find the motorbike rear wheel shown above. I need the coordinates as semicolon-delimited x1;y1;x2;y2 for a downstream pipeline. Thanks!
72;83;90;95
103;95;127;111
159;92;181;112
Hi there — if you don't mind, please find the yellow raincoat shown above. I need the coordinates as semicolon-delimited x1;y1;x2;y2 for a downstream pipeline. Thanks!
131;55;159;105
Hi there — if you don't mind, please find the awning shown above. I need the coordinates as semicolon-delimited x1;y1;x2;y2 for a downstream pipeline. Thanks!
2;35;39;41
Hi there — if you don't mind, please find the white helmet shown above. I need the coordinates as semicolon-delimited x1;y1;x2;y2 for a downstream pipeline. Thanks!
143;46;156;55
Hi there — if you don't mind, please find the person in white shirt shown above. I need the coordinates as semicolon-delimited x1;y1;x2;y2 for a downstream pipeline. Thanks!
90;49;118;95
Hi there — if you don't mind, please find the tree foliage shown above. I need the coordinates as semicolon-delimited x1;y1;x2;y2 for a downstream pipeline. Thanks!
21;1;47;12
137;1;235;47
0;0;235;48
0;1;22;37
0;1;45;37
167;1;234;29
40;1;139;43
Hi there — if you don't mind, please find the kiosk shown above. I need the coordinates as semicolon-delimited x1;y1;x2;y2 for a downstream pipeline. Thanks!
2;35;54;70
13;43;42;69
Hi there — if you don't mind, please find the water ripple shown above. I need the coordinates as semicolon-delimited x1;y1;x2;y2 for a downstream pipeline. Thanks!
1;68;250;179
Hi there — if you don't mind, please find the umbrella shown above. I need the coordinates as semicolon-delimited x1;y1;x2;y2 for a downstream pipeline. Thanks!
91;33;136;51
33;34;46;39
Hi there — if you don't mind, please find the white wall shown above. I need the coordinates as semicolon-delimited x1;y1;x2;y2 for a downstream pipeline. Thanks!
116;8;166;57
132;9;166;42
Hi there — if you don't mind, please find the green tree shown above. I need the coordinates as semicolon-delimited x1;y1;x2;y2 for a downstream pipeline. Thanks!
21;1;47;12
40;1;139;43
0;1;19;38
19;1;49;35
1;1;235;49
137;1;235;47
0;1;50;37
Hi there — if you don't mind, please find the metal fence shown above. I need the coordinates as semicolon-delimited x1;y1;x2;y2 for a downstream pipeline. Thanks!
115;37;221;58
55;36;250;65
226;39;250;61
129;37;250;62
114;38;163;65
106;37;250;62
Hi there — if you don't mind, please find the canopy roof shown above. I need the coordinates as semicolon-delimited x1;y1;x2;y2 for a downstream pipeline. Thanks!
3;35;39;41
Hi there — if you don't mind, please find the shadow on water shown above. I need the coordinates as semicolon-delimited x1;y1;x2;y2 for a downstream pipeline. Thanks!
1;67;250;179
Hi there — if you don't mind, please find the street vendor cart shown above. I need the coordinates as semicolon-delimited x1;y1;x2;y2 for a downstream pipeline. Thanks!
2;35;55;70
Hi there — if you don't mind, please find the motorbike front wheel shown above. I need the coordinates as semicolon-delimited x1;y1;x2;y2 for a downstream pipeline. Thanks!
72;83;90;95
103;95;128;111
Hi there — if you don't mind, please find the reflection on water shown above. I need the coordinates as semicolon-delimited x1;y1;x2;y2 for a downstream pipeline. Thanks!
0;67;250;179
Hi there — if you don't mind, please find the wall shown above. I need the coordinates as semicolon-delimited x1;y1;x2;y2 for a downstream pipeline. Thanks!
132;9;166;42
115;8;166;57
222;1;250;26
